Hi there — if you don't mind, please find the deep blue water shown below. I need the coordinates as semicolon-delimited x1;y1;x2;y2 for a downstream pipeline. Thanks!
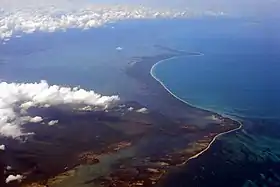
1;17;280;186
152;52;280;120
152;20;280;120
150;18;280;187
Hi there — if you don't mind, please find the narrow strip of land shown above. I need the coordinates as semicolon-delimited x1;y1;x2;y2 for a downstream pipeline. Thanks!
150;54;243;166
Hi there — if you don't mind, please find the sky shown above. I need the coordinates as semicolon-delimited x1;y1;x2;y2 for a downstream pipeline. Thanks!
2;0;279;17
90;0;280;17
1;0;278;41
1;0;193;40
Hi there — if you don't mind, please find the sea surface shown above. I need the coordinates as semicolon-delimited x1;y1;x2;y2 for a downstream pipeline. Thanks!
152;44;280;119
151;20;280;186
1;17;280;186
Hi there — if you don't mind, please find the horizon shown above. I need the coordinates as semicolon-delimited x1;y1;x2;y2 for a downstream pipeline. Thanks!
1;0;280;17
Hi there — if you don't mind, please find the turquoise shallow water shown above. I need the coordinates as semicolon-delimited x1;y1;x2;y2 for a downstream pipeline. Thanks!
152;53;280;120
150;18;280;187
1;18;280;186
151;17;280;120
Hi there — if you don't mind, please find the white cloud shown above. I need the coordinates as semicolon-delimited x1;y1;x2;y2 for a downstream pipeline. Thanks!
5;174;23;184
29;116;43;123
0;1;193;40
116;47;123;51
48;120;59;126
0;144;5;150
0;0;231;41
0;80;119;138
136;107;148;113
127;107;134;111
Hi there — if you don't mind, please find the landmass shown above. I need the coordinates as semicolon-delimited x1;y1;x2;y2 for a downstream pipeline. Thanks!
0;47;242;187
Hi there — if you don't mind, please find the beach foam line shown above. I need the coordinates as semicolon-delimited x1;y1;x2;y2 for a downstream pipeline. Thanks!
150;54;237;117
180;121;242;165
150;54;243;163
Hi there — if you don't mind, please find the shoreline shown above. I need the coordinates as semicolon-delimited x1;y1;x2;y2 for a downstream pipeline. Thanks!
150;55;243;163
150;54;232;119
3;53;243;187
181;121;242;165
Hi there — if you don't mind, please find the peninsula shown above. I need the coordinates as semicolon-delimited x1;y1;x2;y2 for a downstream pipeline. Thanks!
0;50;242;187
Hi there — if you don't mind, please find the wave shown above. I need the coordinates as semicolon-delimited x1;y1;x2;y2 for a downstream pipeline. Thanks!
150;55;243;161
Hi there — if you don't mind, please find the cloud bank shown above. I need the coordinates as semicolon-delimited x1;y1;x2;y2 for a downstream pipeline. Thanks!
5;174;23;184
136;107;148;113
0;3;187;40
0;80;119;138
48;120;59;126
0;0;227;41
28;116;43;123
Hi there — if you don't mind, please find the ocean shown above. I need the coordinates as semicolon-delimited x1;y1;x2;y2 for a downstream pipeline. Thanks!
151;47;280;119
151;19;280;186
1;17;280;186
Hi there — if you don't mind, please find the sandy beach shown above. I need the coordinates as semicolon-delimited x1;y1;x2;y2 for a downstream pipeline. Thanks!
149;54;243;165
1;51;242;187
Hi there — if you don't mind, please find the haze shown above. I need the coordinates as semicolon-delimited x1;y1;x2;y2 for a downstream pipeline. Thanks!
91;0;280;17
1;0;279;18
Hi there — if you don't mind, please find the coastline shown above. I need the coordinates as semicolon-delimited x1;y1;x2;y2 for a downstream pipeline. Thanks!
181;121;242;165
150;54;236;119
2;53;243;187
150;55;243;163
